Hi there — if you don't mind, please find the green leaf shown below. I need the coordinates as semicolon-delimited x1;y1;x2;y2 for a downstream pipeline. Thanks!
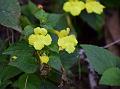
9;53;37;73
20;16;32;28
18;74;41;89
4;41;38;73
54;14;68;29
0;0;21;32
21;1;38;16
23;25;34;38
48;53;62;70
100;67;120;86
48;69;61;83
0;66;21;82
34;9;68;29
48;42;59;53
21;1;39;26
43;13;68;30
46;14;65;28
34;9;48;24
0;39;6;53
0;80;12;89
80;12;104;32
18;74;59;89
81;45;120;74
39;79;59;89
0;55;8;79
3;41;33;55
60;50;79;70
27;1;39;14
0;54;8;65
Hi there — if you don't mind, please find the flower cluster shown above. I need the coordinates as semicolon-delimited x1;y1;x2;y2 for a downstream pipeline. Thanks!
28;27;78;64
63;0;105;16
28;27;52;64
55;28;78;53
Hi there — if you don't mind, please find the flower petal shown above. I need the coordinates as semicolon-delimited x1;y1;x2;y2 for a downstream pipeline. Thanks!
44;34;52;46
28;34;37;45
34;27;47;35
34;40;44;50
58;28;70;38
40;56;49;64
65;45;75;54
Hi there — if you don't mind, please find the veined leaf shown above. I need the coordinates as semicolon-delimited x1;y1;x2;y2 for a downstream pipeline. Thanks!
4;41;37;73
0;0;21;32
100;67;120;86
81;45;120;74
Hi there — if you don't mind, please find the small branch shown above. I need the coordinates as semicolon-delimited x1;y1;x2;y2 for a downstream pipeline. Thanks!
88;65;97;89
79;49;97;89
24;75;29;89
58;66;68;88
103;39;120;48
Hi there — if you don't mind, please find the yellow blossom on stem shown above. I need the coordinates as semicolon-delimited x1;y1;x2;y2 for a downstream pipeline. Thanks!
40;55;49;64
85;0;105;14
58;35;78;53
28;27;52;50
55;28;78;53
63;0;85;16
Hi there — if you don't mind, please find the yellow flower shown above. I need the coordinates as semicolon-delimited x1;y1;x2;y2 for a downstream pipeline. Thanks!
40;55;49;64
28;27;52;50
58;35;78;53
55;28;78;53
63;0;85;16
85;0;105;14
55;28;70;38
34;27;47;35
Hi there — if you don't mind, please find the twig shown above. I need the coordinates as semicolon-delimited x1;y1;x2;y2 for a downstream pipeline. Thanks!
24;75;29;89
79;49;97;89
88;65;97;89
103;39;120;48
58;66;68;88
